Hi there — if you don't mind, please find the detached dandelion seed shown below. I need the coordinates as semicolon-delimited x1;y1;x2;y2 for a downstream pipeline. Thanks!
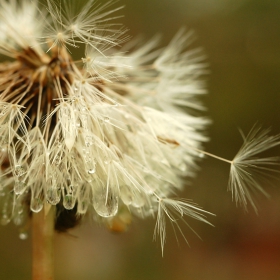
0;0;279;278
228;126;280;212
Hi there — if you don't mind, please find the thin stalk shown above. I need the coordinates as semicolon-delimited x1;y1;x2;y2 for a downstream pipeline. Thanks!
189;146;233;164
32;205;55;280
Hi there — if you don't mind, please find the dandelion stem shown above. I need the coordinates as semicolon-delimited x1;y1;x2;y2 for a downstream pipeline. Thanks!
32;205;55;280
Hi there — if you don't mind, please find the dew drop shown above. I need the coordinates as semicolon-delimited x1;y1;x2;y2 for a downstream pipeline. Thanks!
84;136;93;147
13;210;26;226
199;153;205;158
77;200;88;214
46;187;61;205
19;232;28;240
120;185;133;205
14;181;27;195
104;116;110;123
178;162;187;172
88;168;96;174
65;134;75;150
15;165;25;178
63;194;76;210
30;197;43;213
1;214;11;225
1;194;13;225
93;183;118;218
131;191;146;208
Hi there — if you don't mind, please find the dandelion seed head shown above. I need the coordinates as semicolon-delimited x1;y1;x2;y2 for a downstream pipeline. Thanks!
0;0;278;253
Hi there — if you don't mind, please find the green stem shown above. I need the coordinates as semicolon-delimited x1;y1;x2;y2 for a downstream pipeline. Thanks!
32;205;55;280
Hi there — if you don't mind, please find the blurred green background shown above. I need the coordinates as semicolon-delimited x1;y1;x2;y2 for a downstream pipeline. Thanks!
1;0;280;279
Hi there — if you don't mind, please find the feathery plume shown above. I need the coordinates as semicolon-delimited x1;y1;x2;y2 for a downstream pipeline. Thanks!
0;0;278;255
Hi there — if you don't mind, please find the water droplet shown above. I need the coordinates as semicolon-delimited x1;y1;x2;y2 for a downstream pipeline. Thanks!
178;162;187;172
30;197;43;213
104;157;110;165
13;209;26;226
85;136;93;147
88;168;96;174
131;191;146;208
77;200;88;214
93;183;118;218
1;194;14;225
120;185;133;205
15;165;25;178
1;214;11;225
14;181;26;195
104;116;110;123
46;187;61;205
199;153;205;158
19;232;28;240
63;194;76;210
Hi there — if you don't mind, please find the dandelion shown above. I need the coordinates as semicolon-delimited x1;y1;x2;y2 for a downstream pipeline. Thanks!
0;0;279;278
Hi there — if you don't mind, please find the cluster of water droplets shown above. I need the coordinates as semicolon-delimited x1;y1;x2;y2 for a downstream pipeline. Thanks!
13;165;27;195
0;104;10;152
0;189;29;239
84;135;96;175
0;55;208;241
0;95;196;240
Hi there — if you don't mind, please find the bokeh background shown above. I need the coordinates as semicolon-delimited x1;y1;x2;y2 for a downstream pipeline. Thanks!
1;0;280;279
